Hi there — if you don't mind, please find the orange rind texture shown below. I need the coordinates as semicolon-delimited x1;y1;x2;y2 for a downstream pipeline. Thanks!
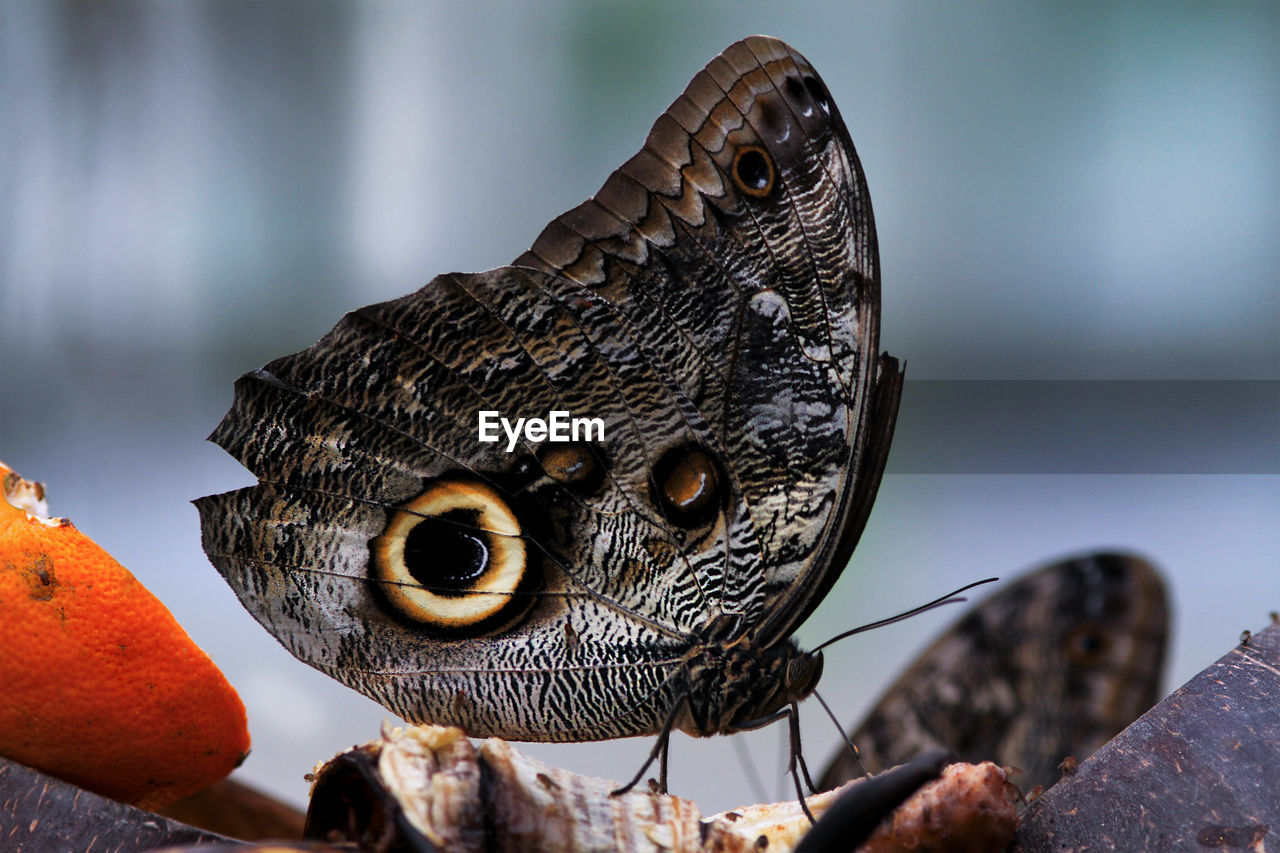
0;460;250;810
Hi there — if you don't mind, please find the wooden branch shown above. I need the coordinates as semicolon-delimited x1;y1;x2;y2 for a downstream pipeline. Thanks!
1013;619;1280;850
158;777;306;841
0;756;233;851
11;622;1276;850
301;724;1015;852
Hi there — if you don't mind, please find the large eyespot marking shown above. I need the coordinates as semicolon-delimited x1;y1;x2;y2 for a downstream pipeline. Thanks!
371;478;533;634
653;443;723;528
731;146;775;198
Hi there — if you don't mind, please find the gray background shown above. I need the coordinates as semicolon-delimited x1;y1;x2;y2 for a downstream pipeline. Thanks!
2;2;1277;811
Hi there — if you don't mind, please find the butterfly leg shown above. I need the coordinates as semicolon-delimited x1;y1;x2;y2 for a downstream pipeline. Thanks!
611;694;686;796
792;709;819;794
787;702;819;822
730;707;790;731
658;728;672;792
793;749;952;853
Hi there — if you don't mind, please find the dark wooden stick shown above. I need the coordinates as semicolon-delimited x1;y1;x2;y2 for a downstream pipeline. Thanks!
1014;620;1280;851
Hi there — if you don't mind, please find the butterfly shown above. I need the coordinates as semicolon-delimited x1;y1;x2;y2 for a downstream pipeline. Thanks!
196;35;901;796
819;552;1170;794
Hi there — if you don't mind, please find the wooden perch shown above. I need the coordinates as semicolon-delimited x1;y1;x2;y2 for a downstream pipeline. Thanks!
0;756;233;851
300;724;1015;852
1013;619;1280;850
6;622;1279;850
158;777;307;841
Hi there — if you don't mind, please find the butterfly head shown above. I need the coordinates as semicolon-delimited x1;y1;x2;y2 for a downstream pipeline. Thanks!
784;646;825;700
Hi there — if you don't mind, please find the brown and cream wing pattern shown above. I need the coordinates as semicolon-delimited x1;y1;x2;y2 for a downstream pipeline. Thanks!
197;36;898;743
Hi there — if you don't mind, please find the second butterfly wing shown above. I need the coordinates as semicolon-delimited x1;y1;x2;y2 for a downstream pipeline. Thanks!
819;553;1169;792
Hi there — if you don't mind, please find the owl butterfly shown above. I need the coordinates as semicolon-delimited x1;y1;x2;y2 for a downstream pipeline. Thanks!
197;36;901;794
819;553;1170;795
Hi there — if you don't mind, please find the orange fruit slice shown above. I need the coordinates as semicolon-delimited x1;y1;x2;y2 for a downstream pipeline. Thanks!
0;460;251;810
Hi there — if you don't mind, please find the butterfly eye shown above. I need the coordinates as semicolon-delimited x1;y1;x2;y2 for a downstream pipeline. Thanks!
731;146;776;198
371;478;533;634
1063;623;1112;668
785;651;824;693
653;444;722;528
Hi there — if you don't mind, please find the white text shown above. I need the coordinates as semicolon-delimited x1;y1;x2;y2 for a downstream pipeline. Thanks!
478;410;605;452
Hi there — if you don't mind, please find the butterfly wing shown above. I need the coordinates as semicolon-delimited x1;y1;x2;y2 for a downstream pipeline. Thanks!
819;553;1170;792
198;36;897;741
514;36;900;646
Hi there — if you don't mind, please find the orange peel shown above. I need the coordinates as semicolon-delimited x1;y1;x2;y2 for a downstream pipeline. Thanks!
0;459;250;810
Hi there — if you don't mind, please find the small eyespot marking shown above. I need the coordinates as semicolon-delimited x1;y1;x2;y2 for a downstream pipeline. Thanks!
653;444;722;527
732;146;775;198
538;442;605;495
803;75;830;114
1063;623;1111;668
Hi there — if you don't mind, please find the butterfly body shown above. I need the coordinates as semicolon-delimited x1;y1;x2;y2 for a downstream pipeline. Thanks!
198;36;899;745
677;636;823;736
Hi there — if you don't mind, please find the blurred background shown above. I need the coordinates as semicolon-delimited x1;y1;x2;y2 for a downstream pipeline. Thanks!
2;1;1276;812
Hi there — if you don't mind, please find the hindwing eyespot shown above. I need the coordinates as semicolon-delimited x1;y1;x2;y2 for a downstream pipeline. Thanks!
371;478;536;635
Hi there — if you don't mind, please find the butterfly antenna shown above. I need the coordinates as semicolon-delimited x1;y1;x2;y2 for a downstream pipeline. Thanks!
812;578;999;653
813;688;866;779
